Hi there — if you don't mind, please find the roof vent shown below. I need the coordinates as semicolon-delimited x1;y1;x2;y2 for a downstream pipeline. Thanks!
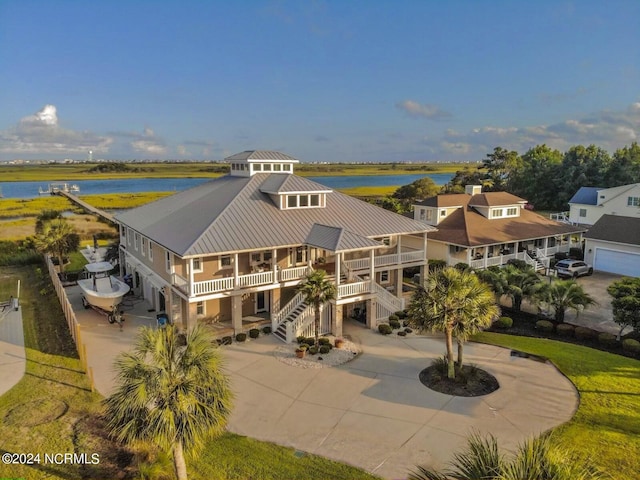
465;185;482;196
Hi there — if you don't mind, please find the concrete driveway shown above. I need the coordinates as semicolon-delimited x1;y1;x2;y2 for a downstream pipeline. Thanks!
224;322;578;479
572;272;627;335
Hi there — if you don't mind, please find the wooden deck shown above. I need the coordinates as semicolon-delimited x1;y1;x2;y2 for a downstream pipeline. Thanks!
57;191;115;223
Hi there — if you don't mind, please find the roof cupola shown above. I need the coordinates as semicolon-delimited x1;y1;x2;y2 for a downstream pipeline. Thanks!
225;150;299;177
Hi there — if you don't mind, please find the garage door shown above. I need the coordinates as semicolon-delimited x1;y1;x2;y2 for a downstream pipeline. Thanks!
594;249;640;277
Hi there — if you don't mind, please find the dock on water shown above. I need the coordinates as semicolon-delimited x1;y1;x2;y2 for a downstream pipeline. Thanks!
38;182;80;195
56;191;115;223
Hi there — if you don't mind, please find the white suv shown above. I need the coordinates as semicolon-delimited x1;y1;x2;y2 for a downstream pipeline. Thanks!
555;259;593;279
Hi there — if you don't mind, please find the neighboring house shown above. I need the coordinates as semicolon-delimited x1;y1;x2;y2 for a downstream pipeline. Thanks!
115;151;434;342
583;215;640;277
566;183;640;226
413;185;585;271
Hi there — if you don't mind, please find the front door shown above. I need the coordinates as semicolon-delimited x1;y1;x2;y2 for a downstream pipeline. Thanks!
255;291;268;313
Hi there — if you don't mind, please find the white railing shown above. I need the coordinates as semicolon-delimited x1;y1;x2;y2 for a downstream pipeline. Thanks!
286;304;331;343
192;277;234;295
172;273;190;294
344;257;370;271
238;271;273;288
272;291;305;328
374;253;398;268
486;256;504;267
280;265;311;282
535;248;550;267
546;245;559;255
523;251;539;269
400;250;425;263
372;282;404;312
470;258;484;269
338;280;370;298
376;301;396;324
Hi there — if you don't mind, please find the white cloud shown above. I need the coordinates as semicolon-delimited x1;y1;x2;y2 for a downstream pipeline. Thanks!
0;104;113;155
396;100;452;120
128;127;167;156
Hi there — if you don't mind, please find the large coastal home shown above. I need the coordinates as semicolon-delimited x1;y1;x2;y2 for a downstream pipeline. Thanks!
560;183;640;226
413;185;585;271
583;215;640;277
115;151;434;342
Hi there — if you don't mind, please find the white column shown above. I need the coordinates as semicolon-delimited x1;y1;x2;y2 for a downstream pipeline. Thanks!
369;249;375;292
272;248;278;283
233;253;239;289
396;235;402;265
335;252;341;287
544;237;549;255
466;248;471;264
483;248;488;269
189;258;194;298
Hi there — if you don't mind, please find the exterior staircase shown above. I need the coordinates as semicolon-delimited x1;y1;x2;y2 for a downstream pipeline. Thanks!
524;250;547;272
273;299;309;342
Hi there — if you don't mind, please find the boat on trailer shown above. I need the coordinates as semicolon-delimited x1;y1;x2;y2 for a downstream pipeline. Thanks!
78;262;130;318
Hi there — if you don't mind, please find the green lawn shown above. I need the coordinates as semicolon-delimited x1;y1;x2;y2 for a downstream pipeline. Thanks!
0;266;378;480
474;332;640;480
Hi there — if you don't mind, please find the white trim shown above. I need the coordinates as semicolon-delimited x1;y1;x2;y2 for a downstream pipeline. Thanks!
192;257;203;273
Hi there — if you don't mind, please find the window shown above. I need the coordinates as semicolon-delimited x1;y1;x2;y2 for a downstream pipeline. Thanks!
627;196;640;206
134;232;140;251
299;195;309;207
264;164;272;171
165;251;172;273
491;208;503;218
141;238;146;256
380;271;390;284
419;209;426;220
506;207;518;216
251;253;261;263
440;210;447;217
127;228;132;246
426;209;433;221
310;194;320;206
274;164;282;171
263;251;272;261
287;195;297;208
253;163;262;171
283;164;291;171
192;257;203;273
579;208;587;217
196;301;205;316
382;237;391;246
220;255;232;268
149;242;153;260
295;247;306;264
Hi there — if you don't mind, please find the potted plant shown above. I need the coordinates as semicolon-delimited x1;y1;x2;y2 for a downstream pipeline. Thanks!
295;345;307;358
335;338;345;349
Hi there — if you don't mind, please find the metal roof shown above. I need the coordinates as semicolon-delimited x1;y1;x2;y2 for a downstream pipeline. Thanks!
569;187;600;205
259;174;332;194
224;150;299;162
115;173;435;257
305;224;382;252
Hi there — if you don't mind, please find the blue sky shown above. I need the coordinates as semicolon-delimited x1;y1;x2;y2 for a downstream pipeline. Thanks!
0;0;638;162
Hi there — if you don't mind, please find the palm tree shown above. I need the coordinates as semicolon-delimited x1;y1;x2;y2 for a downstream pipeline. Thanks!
33;218;78;272
538;279;596;323
409;431;603;480
298;269;336;347
407;267;499;379
104;325;233;480
501;264;542;311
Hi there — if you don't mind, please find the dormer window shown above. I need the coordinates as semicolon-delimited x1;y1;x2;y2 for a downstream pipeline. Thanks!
283;164;291;171
506;207;518;216
284;193;326;209
491;208;504;218
253;163;262;172
274;164;282;171
264;164;272;171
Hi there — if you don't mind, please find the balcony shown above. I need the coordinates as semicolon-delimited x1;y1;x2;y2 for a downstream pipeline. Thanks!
344;249;425;272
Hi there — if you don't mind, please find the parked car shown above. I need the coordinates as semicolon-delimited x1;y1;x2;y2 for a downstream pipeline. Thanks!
554;259;593;278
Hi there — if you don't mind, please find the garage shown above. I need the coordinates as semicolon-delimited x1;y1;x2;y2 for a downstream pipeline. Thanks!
594;249;640;277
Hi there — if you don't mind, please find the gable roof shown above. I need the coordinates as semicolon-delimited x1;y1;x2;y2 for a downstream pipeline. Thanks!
569;187;600;205
305;224;382;252
584;215;640;247
416;194;468;208
468;192;527;207
115;173;435;257
259;174;332;194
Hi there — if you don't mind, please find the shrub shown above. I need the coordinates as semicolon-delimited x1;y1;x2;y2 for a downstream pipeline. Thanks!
598;332;617;347
428;259;446;272
397;331;407;337
235;333;247;342
556;324;575;337
575;327;598;341
296;336;306;344
300;343;310;350
622;338;640;354
378;324;392;335
319;345;330;354
535;320;554;333
454;262;470;272
404;327;413;334
403;319;411;327
495;316;513;329
221;336;232;345
306;337;316;346
389;319;401;329
262;326;272;334
308;346;319;355
295;345;307;353
318;337;330;345
249;328;260;339
395;310;407;319
431;356;448;376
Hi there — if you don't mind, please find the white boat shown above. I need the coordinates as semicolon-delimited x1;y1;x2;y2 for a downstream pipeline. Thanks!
78;262;130;312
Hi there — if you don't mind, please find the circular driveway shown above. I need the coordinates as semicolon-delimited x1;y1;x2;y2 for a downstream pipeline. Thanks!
224;322;578;479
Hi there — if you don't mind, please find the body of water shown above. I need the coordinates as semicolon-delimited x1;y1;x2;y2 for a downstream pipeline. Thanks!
0;173;453;199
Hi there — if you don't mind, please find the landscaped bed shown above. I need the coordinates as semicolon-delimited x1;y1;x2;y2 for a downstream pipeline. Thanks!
474;331;640;480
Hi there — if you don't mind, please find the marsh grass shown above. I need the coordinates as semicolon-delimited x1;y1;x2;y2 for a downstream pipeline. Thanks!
474;332;640;480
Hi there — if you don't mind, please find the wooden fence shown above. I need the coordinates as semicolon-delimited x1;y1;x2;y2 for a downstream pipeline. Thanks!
45;255;95;391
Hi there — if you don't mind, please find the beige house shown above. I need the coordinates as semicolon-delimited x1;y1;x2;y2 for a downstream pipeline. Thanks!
563;183;640;226
414;185;585;271
115;151;434;342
